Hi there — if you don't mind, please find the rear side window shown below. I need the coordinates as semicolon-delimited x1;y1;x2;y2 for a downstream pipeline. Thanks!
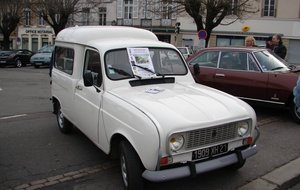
189;51;219;68
54;47;74;75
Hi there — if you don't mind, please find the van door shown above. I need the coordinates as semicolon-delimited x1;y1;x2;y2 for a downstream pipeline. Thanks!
73;49;103;144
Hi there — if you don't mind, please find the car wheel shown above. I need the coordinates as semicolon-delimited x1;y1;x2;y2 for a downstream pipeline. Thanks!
291;102;300;124
15;59;22;68
56;104;73;133
120;140;144;190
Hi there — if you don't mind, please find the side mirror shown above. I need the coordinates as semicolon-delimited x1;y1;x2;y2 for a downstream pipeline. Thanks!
193;64;200;76
83;71;93;87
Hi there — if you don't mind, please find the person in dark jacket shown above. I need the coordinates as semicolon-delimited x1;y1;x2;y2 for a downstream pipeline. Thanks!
272;34;287;59
265;36;273;50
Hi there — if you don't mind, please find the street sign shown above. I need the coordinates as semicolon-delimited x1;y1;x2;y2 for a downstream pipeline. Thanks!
198;30;207;40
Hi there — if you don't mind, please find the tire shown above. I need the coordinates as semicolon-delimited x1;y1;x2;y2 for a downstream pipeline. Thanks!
226;159;246;170
120;140;144;190
291;102;300;124
15;59;22;68
56;104;73;134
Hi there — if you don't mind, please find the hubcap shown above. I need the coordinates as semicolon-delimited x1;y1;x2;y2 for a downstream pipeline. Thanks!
58;109;64;129
16;60;22;68
121;154;128;187
294;105;300;119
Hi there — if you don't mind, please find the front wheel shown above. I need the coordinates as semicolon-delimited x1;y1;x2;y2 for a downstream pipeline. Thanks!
291;102;300;124
56;104;73;133
120;140;144;190
15;59;22;68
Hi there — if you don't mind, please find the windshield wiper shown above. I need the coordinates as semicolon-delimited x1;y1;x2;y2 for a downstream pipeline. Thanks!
132;63;165;77
109;67;142;79
271;66;284;71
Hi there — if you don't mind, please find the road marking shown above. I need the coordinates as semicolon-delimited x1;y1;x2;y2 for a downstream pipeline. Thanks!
12;161;118;190
0;87;2;91
0;114;27;120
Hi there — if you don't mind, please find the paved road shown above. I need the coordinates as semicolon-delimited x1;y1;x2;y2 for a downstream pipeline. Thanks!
0;67;300;190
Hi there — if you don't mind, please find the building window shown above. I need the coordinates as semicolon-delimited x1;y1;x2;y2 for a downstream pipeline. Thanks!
38;13;45;26
263;0;276;16
99;7;107;25
124;0;133;19
230;0;239;15
162;1;172;19
82;8;90;25
24;10;31;26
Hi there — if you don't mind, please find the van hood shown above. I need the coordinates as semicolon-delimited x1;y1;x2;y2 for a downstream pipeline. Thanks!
109;82;255;134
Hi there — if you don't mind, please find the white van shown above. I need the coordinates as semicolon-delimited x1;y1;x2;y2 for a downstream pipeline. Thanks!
51;26;259;190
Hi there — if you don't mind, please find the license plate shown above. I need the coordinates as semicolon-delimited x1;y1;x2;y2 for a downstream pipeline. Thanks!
35;63;42;65
192;143;228;160
0;60;6;63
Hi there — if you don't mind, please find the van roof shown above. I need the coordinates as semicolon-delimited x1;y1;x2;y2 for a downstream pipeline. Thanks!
55;26;159;45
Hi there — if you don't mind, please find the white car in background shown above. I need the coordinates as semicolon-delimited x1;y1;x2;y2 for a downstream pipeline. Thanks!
177;46;194;59
51;26;259;190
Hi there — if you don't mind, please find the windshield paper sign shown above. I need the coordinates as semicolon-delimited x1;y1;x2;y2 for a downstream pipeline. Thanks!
127;48;156;78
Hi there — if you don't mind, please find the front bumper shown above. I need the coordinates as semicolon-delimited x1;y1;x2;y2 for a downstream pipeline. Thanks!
142;144;257;182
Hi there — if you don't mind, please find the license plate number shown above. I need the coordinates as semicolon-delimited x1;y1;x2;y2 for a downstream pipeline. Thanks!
0;60;6;63
192;143;228;160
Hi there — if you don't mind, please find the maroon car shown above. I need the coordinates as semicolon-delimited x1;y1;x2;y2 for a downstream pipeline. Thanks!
187;47;300;123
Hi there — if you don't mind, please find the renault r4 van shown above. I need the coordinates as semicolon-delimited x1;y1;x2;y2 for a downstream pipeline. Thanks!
51;26;259;190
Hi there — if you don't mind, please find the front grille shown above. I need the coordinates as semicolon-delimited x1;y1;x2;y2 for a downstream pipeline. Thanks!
186;123;238;149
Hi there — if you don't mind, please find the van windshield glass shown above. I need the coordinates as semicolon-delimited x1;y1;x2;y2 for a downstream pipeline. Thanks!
105;48;187;80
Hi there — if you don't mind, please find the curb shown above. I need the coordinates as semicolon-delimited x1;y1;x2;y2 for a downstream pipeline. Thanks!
238;157;300;190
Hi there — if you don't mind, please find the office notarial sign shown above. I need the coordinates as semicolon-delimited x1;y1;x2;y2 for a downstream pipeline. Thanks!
25;28;54;34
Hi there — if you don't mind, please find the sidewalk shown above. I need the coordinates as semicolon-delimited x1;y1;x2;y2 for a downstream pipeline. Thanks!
238;157;300;190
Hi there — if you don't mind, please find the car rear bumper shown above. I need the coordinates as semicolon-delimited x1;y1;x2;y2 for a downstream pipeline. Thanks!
142;145;257;182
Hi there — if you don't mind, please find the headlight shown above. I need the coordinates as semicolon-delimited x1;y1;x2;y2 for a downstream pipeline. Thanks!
237;121;249;137
169;135;184;152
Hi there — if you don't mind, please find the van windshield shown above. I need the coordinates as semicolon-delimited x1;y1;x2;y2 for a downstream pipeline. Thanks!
105;48;187;80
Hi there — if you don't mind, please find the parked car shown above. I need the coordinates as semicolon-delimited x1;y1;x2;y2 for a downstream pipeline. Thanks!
187;46;300;123
0;49;34;68
177;46;194;59
51;26;259;190
30;45;54;68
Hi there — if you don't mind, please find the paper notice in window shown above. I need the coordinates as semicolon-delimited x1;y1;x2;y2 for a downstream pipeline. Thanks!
127;48;156;78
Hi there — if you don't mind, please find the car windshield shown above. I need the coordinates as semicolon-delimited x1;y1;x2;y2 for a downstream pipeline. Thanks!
105;48;187;80
254;50;289;71
38;46;54;53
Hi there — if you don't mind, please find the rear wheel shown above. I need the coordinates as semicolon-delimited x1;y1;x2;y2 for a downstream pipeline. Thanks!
56;104;73;133
15;59;22;68
120;140;144;190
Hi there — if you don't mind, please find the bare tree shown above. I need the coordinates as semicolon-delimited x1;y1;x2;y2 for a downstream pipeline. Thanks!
0;0;23;50
30;0;103;36
151;0;259;47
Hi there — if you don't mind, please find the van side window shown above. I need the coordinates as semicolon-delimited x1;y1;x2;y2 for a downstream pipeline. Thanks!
84;50;102;87
54;47;74;75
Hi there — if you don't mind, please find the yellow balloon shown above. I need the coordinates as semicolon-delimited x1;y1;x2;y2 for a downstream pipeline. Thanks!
242;25;251;32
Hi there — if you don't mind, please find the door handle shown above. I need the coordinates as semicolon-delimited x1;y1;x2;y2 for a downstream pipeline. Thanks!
75;85;83;90
215;73;225;77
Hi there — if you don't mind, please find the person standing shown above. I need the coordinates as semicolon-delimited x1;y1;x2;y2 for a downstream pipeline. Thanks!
272;34;287;59
265;36;273;50
245;36;257;47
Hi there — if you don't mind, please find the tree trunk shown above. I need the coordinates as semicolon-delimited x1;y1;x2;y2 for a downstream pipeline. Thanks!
2;34;11;50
